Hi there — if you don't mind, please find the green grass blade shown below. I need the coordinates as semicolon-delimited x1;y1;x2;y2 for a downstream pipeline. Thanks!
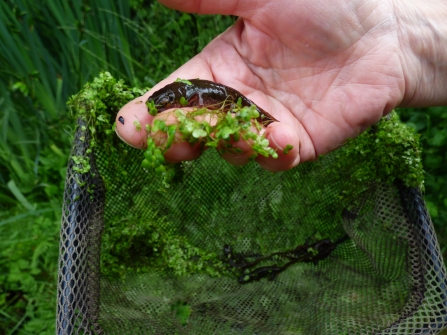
7;180;34;210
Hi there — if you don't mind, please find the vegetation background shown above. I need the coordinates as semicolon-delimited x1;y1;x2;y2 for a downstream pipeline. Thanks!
0;0;445;334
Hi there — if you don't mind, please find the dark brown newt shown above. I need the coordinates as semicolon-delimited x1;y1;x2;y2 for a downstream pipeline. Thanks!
146;79;278;126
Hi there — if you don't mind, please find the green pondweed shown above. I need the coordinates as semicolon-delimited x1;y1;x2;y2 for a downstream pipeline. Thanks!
142;104;292;187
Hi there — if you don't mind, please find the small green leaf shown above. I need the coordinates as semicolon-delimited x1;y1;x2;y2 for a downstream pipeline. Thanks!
175;109;186;117
283;144;293;154
142;159;152;169
179;97;188;106
153;119;167;132
217;127;234;139
192;128;207;138
175;78;193;85
166;125;177;148
146;100;158;116
260;138;269;147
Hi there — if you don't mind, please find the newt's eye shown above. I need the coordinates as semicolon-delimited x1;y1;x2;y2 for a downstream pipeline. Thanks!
118;116;125;124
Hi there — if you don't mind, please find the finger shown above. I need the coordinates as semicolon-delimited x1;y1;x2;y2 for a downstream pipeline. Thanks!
158;0;250;16
218;123;259;166
115;95;153;149
164;141;203;163
219;119;301;171
255;122;301;172
150;109;204;163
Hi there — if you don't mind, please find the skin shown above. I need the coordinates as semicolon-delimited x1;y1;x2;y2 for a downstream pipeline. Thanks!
115;0;447;172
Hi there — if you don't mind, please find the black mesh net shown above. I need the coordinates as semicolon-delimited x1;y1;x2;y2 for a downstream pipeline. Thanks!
57;74;447;334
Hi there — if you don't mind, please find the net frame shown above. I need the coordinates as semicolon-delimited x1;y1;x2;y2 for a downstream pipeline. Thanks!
56;118;447;335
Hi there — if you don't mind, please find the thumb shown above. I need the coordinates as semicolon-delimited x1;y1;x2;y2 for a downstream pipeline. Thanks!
158;0;254;16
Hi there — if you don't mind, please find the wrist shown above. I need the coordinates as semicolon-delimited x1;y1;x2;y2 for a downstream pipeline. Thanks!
392;0;447;107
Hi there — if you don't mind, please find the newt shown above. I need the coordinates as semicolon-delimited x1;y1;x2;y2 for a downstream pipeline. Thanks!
115;79;277;149
146;79;277;126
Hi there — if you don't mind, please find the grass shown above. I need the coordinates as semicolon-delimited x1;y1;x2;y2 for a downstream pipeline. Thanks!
0;1;234;333
0;0;446;333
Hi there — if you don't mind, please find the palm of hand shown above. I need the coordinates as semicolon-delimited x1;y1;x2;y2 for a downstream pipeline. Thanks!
196;1;405;161
121;0;406;170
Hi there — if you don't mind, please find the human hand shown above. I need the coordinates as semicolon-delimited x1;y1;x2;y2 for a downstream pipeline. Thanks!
115;0;447;171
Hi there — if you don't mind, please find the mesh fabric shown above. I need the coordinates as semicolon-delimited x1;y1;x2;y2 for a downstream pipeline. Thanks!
57;89;447;335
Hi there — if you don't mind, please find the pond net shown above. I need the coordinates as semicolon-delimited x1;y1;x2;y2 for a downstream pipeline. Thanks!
57;77;447;335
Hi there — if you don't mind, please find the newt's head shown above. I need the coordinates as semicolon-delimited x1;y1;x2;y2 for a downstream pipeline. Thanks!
150;90;176;110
